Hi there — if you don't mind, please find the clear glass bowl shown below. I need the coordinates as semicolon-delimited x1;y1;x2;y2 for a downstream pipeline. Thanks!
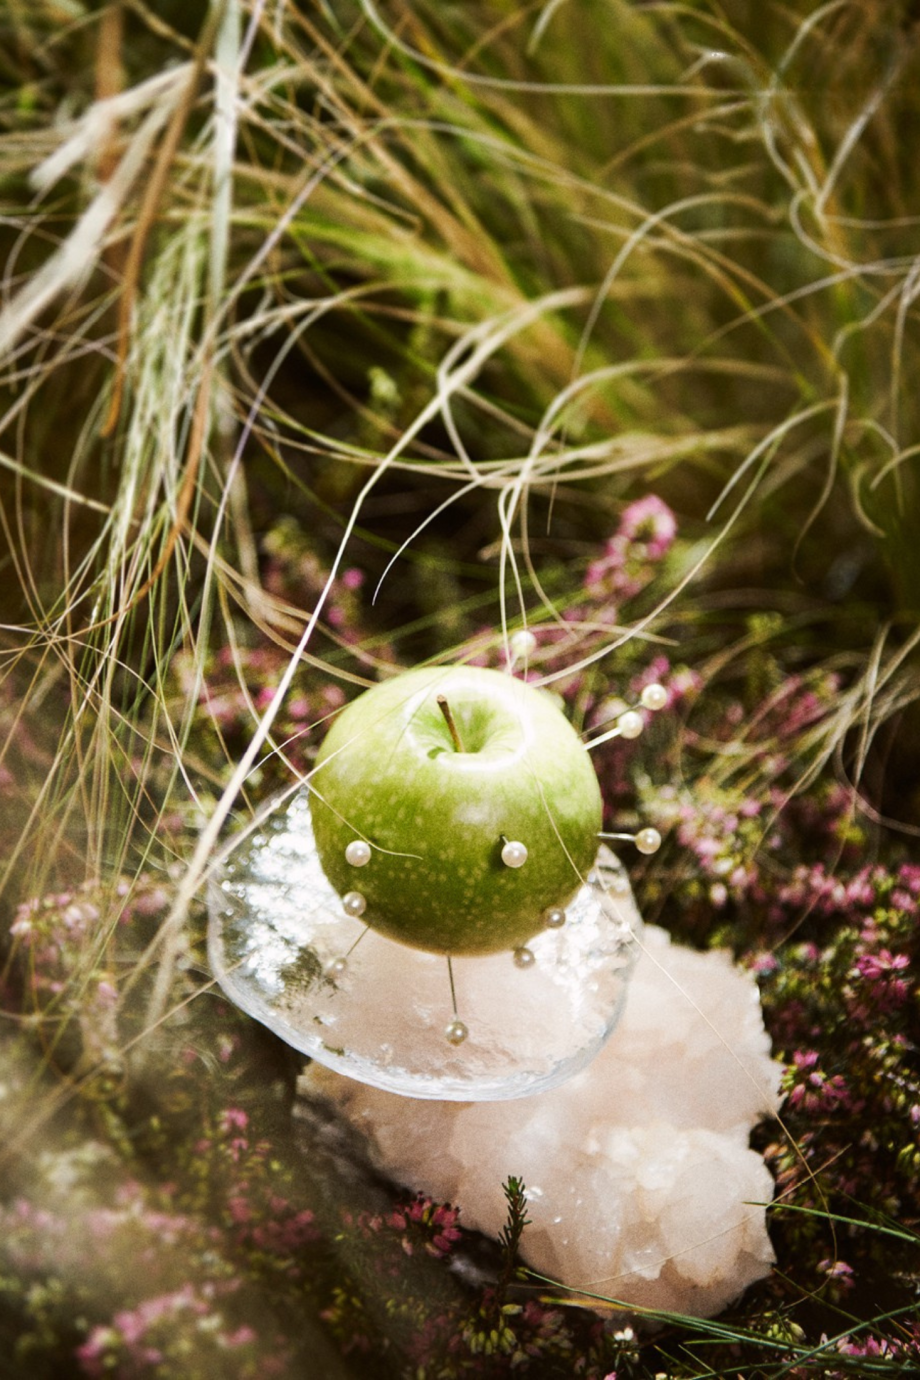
208;789;643;1101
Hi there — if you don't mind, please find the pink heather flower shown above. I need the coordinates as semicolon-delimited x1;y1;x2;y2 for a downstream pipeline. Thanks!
787;1051;851;1114
585;556;616;589
845;872;877;907
854;949;909;981
220;1107;249;1132
131;885;170;917
851;947;911;1013
322;684;346;710
836;1335;895;1358
583;495;677;605
76;1329;116;1377
341;567;364;591
630;656;670;692
221;1326;257;1348
228;1196;251;1224
63;900;96;926
430;1205;462;1253
77;1285;216;1375
114;1181;145;1208
897;863;920;894
95;980;118;1009
10;908;35;939
618;494;677;558
250;1209;319;1253
669;666;702;699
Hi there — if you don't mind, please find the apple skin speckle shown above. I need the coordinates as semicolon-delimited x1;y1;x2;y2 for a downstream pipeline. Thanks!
309;665;603;955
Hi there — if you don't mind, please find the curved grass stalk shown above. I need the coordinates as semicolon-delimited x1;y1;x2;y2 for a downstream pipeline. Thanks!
2;4;920;1372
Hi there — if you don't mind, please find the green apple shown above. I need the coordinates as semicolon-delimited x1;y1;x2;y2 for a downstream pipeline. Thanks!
309;665;603;955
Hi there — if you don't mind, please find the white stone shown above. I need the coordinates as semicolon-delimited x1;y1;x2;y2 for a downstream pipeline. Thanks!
302;925;783;1319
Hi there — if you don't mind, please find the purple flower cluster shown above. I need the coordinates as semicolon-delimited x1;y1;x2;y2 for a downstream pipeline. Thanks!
171;643;350;779
784;1050;854;1116
386;1195;463;1257
648;780;774;908
584;494;678;601
750;857;920;1314
0;1096;318;1379
8;876;172;1069
76;1284;259;1379
261;517;369;646
468;495;683;701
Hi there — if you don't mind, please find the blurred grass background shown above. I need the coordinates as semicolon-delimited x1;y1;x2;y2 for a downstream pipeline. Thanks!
1;1;919;1375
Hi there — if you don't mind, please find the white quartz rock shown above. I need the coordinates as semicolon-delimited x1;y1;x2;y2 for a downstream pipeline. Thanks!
302;925;784;1319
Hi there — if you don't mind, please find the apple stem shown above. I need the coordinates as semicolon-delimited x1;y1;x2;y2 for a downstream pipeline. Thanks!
436;694;466;752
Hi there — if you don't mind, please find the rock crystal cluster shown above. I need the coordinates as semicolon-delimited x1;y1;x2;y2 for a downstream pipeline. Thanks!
304;925;784;1318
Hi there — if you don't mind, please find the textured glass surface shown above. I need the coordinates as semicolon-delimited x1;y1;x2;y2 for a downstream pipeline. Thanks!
208;790;643;1100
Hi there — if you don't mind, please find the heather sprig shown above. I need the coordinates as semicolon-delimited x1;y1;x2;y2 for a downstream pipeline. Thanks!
760;876;919;1254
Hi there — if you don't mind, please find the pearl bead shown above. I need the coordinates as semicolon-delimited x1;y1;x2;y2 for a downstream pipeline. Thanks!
635;826;662;855
513;946;535;969
617;710;644;740
325;957;348;978
640;682;668;712
444;1019;468;1045
342;890;366;917
543;906;566;929
501;839;528;868
344;839;371;867
510;629;537;660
